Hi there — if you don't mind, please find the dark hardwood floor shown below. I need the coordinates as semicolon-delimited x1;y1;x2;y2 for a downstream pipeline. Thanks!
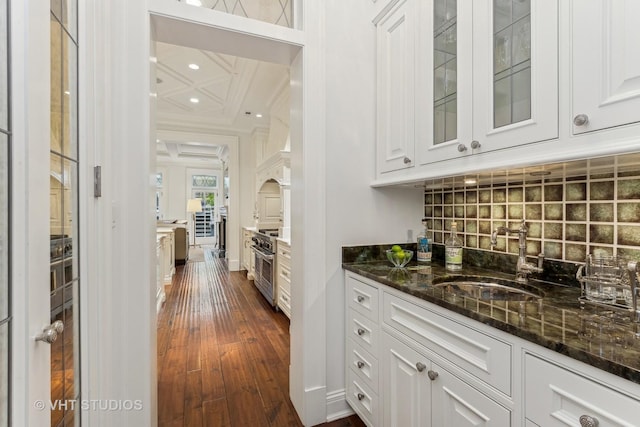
157;247;365;427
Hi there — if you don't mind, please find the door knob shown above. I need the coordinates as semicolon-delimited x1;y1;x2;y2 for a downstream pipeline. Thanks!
427;370;439;381
35;320;64;344
470;140;481;149
573;114;589;126
457;144;467;152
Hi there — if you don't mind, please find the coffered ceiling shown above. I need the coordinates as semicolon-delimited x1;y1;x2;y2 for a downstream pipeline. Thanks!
154;41;289;164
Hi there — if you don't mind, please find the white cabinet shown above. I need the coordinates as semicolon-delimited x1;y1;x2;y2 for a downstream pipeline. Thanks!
275;239;291;318
571;0;640;135
375;0;416;174
242;227;255;279
374;0;558;176
157;228;175;285
382;332;510;427
525;353;640;427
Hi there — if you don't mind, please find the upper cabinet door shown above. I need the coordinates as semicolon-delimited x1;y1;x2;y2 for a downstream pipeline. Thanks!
472;0;558;151
571;0;640;134
376;0;416;174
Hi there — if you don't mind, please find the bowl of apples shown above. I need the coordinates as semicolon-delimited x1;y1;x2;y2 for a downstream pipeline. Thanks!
386;245;413;268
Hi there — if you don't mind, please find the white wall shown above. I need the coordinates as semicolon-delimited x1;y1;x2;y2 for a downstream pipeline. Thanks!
323;0;424;418
239;132;257;229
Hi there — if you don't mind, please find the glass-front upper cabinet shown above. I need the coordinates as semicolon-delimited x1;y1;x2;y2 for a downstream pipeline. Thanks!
418;0;558;165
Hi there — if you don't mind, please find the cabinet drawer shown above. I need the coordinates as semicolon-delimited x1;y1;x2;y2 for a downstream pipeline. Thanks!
347;309;379;355
383;292;511;395
347;338;379;392
525;354;640;427
277;242;291;267
277;263;291;292
346;370;379;427
278;287;291;319
346;273;379;322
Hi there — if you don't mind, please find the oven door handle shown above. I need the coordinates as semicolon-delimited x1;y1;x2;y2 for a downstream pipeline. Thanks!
252;245;274;260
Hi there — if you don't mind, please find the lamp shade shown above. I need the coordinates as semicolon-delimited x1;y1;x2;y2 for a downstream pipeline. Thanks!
186;198;203;213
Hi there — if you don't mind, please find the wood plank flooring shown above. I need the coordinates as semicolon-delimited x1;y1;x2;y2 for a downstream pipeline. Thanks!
157;248;365;427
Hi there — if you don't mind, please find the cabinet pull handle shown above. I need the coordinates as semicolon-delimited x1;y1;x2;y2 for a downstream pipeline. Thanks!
357;361;365;369
470;140;481;149
357;295;365;303
357;328;366;336
415;362;426;372
427;370;439;381
457;144;467;152
403;157;412;164
573;114;589;126
357;393;365;401
579;415;599;427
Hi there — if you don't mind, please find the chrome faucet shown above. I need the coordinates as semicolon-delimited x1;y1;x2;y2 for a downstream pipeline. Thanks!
490;220;544;284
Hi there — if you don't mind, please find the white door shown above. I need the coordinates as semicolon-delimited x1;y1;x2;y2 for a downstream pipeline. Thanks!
571;0;640;134
189;170;220;246
9;1;84;425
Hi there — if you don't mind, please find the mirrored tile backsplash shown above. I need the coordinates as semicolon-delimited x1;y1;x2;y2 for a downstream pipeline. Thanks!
423;156;640;263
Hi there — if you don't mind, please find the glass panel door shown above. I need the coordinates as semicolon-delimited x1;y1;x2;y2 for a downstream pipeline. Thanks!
50;0;80;425
433;0;458;145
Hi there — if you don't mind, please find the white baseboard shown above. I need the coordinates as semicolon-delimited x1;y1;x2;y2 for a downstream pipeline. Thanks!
326;389;354;422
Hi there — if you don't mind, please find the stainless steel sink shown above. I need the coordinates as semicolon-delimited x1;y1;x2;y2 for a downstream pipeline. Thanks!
432;276;543;301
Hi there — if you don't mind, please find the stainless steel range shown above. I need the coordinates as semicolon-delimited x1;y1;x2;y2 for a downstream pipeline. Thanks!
252;229;278;307
50;235;73;316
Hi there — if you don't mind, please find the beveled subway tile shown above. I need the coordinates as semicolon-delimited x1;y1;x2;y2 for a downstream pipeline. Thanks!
434;232;443;244
466;205;477;218
566;203;587;221
617;202;640;222
590;181;615;200
493;205;506;219
590;203;614;222
526;240;541;256
528;222;542;238
466;191;477;203
492;237;507;252
545;185;563;201
466;220;478;233
493;188;506;203
479;205;491;219
525;204;542;220
479;221;492;234
618;178;640;199
508;239;520;254
618;225;640;246
618;170;640;178
566;182;587;201
444;192;453;204
426;219;435;230
424;206;433;217
544;241;563;260
455;206;465;218
455;191;465;204
434;193;443;204
508;205;523;220
508;187;523;203
425;193;433;204
566;244;587;262
544;204;563;221
591;172;614;179
566;224;586;242
444;206;453;218
544;223;563;240
434;206;443;217
589;224;614;245
479;189;492;203
434;219;443;231
525;186;542;202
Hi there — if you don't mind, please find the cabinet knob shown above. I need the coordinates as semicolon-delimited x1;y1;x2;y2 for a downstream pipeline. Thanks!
357;328;366;336
357;393;365;401
357;361;365;369
415;362;427;372
470;140;481;149
457;144;467;152
427;370;439;381
403;156;412;164
573;114;589;126
357;295;365;303
579;415;599;427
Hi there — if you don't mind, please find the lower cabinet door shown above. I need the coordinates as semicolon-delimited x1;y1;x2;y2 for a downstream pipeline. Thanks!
382;332;431;427
346;369;379;427
431;362;511;427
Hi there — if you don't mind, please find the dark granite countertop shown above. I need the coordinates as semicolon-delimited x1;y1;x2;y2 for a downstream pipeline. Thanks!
343;244;640;385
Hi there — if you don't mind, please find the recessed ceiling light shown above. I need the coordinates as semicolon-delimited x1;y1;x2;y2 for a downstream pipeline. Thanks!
186;0;202;5
188;63;200;70
464;178;477;185
256;113;263;118
190;97;199;103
